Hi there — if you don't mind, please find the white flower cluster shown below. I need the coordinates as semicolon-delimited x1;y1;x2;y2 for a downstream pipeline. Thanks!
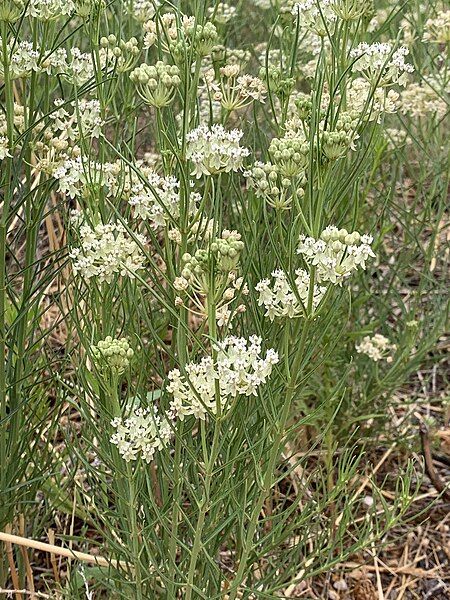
356;333;396;363
62;47;98;86
329;0;372;21
0;136;11;160
70;222;146;283
384;128;412;151
143;13;217;57
250;0;275;8
130;62;181;108
100;35;140;73
207;2;237;24
129;172;198;229
52;157;86;198
423;10;450;43
143;13;193;49
110;407;171;463
26;0;75;20
0;39;39;79
399;80;448;119
205;65;266;111
52;156;110;198
244;161;300;210
297;226;376;285
92;336;134;374
346;78;399;122
256;269;326;321
350;43;414;86
0;38;72;79
186;124;250;178
52;98;104;140
126;0;159;22
291;0;336;36
168;336;279;420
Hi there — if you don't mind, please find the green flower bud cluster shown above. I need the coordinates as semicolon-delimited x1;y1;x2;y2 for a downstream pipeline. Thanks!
191;22;219;57
130;62;181;108
269;136;309;177
259;66;295;101
295;93;326;123
181;231;244;292
321;227;361;246
321;111;359;160
0;0;24;22
295;94;313;120
100;34;139;73
331;0;373;21
92;336;134;375
212;46;251;67
210;230;244;272
75;0;105;18
244;161;305;209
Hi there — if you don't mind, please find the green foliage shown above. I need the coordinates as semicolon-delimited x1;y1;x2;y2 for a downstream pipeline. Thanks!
0;0;448;597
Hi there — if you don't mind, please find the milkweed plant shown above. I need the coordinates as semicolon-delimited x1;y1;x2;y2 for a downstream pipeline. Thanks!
0;0;448;597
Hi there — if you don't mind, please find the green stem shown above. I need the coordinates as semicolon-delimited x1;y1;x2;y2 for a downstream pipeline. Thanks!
127;463;144;600
185;291;221;599
185;416;221;600
228;320;311;599
0;21;15;528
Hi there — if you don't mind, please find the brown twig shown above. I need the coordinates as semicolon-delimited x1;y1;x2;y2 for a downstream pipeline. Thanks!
4;525;22;600
0;531;129;570
419;422;450;501
18;516;36;600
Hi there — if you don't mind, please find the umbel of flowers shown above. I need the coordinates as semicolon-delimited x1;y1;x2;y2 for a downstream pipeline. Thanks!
256;269;327;321
110;407;172;463
69;222;146;283
130;61;181;107
179;230;245;294
92;337;134;375
256;225;376;320
297;225;375;285
167;336;279;420
186;124;250;178
174;229;248;328
356;334;397;363
350;42;414;87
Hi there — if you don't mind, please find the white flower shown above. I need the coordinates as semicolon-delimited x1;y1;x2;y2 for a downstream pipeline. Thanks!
125;0;159;22
350;42;414;86
51;98;104;140
0;39;39;79
297;226;376;285
423;10;450;43
167;336;279;420
207;2;237;24
110;407;171;463
62;47;98;86
52;157;85;198
0;136;11;160
129;172;198;228
26;0;75;20
356;333;396;362
256;269;326;320
70;222;146;283
399;80;448;119
291;0;336;36
346;78;399;122
384;128;412;151
186;124;250;178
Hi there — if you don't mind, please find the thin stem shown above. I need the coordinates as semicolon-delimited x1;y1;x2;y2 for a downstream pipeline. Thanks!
0;20;16;529
185;290;221;599
228;320;311;599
